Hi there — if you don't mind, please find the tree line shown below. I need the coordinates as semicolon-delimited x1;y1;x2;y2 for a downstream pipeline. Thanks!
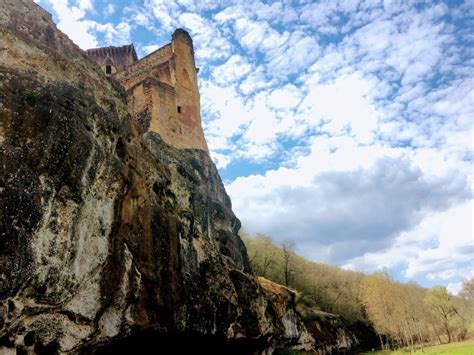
241;232;474;351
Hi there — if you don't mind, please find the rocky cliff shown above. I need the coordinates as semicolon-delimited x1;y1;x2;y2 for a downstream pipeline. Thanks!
0;0;314;353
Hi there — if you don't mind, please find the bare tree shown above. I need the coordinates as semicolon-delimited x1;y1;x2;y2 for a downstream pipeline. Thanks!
460;277;474;300
282;240;295;287
256;234;276;277
424;286;457;343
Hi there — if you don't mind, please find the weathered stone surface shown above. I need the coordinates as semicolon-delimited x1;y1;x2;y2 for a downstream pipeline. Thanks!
0;0;314;353
298;309;378;354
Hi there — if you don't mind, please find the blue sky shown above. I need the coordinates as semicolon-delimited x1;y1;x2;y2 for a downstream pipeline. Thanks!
35;0;473;294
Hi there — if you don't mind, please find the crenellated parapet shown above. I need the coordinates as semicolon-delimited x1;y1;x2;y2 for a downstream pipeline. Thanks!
86;45;138;77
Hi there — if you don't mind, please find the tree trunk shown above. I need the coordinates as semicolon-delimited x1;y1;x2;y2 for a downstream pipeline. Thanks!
415;320;424;351
402;326;410;350
432;324;442;344
444;316;451;343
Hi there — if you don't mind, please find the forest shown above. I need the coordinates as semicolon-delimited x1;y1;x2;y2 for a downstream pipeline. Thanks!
241;233;474;351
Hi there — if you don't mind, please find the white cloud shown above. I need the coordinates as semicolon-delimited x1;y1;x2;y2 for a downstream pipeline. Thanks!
45;0;98;49
404;201;473;278
213;5;245;23
231;17;321;78
447;282;463;296
212;55;252;85
139;44;160;57
123;6;155;31
94;21;132;46
234;17;270;52
104;3;115;16
265;31;320;77
250;2;284;22
211;152;231;169
201;81;253;149
242;93;280;146
175;0;222;12
299;1;340;34
144;0;179;32
178;12;232;62
299;73;378;143
238;68;275;95
267;85;301;111
76;0;93;11
341;200;473;286
427;269;462;281
44;0;133;49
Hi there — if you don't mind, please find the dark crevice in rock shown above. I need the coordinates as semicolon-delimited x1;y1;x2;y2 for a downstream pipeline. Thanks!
87;331;264;355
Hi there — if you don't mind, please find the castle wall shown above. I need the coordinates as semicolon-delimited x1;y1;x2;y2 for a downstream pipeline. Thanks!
171;30;206;150
125;79;155;133
126;79;177;141
113;44;174;89
151;82;182;144
114;29;208;151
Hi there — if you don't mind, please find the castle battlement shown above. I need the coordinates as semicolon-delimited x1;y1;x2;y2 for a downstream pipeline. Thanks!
86;44;138;76
86;29;207;151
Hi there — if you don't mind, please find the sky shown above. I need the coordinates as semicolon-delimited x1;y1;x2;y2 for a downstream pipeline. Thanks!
35;0;473;294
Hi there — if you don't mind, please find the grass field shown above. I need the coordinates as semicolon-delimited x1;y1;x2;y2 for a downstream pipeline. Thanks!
359;339;474;354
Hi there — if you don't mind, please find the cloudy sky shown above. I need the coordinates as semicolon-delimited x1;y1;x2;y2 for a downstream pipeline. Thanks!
35;0;473;294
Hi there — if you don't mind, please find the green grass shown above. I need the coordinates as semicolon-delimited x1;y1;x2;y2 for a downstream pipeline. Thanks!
359;339;474;354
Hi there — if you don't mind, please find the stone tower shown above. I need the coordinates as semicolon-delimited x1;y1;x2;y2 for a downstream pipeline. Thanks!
86;29;208;151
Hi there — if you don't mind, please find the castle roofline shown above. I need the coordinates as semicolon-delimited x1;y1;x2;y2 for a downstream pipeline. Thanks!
86;44;135;51
86;44;138;62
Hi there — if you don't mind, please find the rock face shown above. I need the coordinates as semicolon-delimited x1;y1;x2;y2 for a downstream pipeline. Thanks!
0;0;314;353
300;310;378;354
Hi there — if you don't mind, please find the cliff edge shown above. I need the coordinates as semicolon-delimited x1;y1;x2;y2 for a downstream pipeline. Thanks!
0;0;313;353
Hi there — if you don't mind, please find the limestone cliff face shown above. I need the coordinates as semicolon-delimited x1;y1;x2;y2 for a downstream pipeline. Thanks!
0;0;313;353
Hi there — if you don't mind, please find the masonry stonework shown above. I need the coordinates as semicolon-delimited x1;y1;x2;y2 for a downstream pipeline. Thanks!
86;45;138;77
86;29;208;151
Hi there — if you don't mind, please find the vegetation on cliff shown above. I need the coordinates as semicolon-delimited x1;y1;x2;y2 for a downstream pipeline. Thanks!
242;233;474;351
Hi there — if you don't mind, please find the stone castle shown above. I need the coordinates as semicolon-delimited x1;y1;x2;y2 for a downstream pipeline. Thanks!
86;29;208;151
